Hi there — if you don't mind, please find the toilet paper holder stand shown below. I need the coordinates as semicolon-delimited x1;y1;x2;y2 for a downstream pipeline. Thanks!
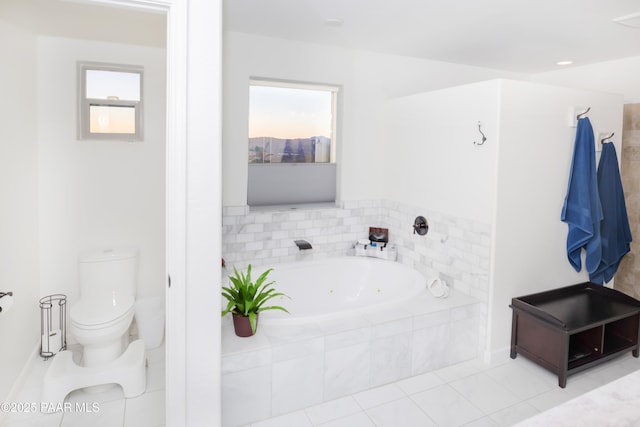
39;294;68;360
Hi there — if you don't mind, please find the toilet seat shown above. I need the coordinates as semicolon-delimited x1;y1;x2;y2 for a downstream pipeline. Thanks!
70;295;135;329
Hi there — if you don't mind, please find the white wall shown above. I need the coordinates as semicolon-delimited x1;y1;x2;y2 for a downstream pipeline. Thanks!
183;1;223;424
222;32;527;207
37;36;166;306
349;52;524;203
384;80;501;224
0;9;40;405
490;80;623;354
533;55;640;104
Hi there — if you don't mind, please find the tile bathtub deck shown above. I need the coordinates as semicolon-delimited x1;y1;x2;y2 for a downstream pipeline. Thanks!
222;289;485;425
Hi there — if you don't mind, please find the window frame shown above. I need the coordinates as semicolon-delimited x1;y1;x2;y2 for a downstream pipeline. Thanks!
77;61;144;141
247;78;340;207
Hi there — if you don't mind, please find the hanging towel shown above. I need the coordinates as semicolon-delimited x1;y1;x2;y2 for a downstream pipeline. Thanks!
561;117;603;273
589;142;632;284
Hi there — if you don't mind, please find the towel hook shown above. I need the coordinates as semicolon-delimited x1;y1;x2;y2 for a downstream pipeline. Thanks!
0;291;13;313
601;132;615;144
576;107;591;120
474;122;487;146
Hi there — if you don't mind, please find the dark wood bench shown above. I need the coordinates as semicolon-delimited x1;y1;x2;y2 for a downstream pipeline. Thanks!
510;282;640;387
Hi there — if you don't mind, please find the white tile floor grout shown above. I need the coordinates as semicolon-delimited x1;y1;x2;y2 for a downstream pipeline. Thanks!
248;352;640;427
4;344;639;427
2;341;165;427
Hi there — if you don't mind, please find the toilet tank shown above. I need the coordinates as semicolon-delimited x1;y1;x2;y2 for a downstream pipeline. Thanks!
79;248;138;302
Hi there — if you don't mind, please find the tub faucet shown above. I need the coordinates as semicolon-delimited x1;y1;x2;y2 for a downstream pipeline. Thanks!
294;240;313;250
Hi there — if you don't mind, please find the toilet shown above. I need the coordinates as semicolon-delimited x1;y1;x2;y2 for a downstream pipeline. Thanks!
42;247;146;404
70;248;138;367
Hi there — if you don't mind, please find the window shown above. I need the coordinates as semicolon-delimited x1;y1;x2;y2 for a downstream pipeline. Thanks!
247;79;339;206
78;62;144;141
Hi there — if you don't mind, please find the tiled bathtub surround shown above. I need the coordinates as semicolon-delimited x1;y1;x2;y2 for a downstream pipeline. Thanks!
221;289;482;426
222;199;492;359
222;199;491;303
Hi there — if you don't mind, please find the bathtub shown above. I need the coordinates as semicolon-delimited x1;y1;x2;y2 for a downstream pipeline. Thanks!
253;256;426;324
222;256;483;426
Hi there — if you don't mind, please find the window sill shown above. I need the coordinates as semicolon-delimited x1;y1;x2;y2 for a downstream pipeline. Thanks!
248;202;338;213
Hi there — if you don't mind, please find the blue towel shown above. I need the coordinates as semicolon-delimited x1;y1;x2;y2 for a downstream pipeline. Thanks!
561;117;603;273
589;142;632;284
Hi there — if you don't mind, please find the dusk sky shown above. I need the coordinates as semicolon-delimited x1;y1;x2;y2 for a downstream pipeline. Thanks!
86;69;140;134
248;85;332;139
86;69;140;101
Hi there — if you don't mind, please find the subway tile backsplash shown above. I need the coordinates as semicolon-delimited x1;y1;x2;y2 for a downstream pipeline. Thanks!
222;199;491;304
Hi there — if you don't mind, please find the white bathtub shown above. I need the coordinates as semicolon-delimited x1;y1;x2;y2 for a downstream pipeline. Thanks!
252;256;426;324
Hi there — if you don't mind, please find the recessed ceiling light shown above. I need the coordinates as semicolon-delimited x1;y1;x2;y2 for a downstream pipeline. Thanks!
324;18;344;27
613;12;640;28
556;60;573;66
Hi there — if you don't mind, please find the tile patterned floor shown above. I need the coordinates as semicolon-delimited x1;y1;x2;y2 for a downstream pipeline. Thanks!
4;344;639;426
2;343;165;427
247;351;640;427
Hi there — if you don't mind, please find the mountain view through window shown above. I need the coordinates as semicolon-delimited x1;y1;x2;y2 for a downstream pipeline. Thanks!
248;83;335;164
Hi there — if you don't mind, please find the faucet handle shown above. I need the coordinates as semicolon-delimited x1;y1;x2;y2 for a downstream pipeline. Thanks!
413;216;428;236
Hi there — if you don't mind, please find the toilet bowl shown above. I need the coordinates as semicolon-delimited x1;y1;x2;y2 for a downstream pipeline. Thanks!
70;296;135;366
69;248;138;367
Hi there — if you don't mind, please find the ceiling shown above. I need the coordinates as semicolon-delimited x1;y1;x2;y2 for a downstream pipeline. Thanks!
2;0;166;48
6;0;640;75
223;0;640;74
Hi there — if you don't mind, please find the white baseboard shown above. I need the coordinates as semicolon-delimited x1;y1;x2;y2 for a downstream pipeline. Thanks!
482;345;513;365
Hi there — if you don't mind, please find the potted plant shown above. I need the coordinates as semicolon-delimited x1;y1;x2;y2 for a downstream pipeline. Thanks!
221;264;289;337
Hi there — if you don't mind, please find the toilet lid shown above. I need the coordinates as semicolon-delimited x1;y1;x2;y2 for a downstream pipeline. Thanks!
70;295;134;326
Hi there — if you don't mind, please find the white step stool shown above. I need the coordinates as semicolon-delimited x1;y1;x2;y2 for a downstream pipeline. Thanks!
42;339;146;404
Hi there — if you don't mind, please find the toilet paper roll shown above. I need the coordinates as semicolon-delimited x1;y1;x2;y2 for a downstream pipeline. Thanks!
0;294;14;313
42;329;62;354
